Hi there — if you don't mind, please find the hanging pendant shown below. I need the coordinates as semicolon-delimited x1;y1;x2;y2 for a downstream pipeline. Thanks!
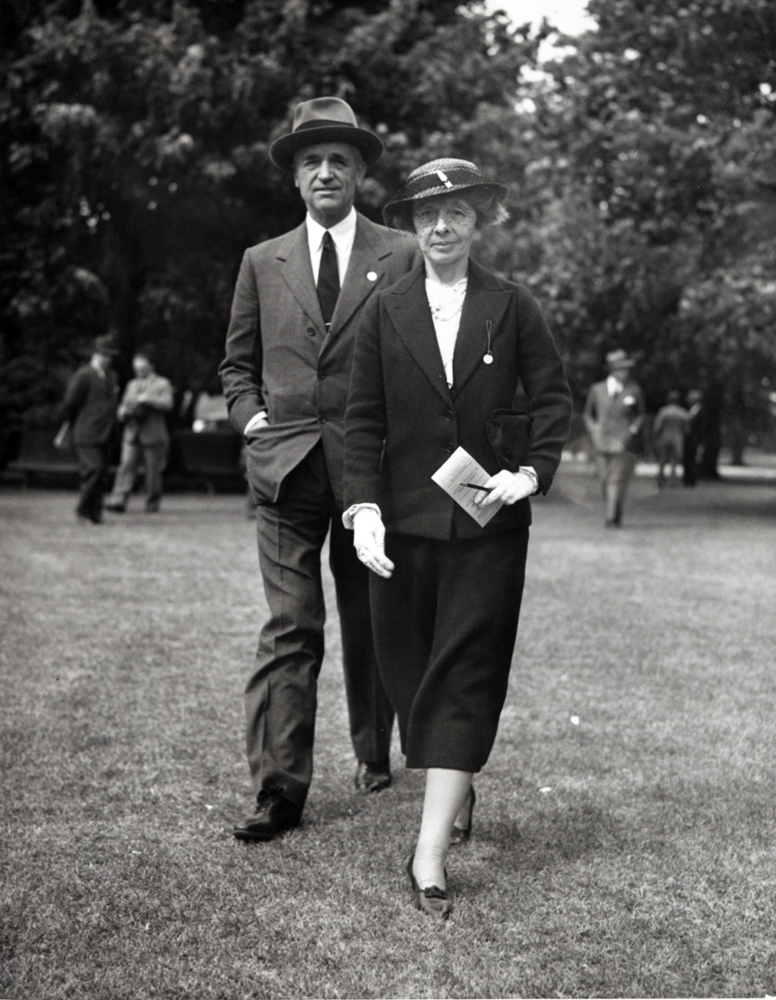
483;352;493;365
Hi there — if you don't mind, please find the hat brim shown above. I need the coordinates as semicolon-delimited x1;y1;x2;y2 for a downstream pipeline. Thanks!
269;124;383;172
383;180;508;231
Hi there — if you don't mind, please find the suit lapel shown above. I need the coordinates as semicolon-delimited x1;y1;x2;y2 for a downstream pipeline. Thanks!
451;264;512;398
328;215;388;338
385;268;452;404
277;223;326;331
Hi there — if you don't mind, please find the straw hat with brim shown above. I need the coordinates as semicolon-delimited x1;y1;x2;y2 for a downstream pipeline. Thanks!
382;158;508;232
605;349;636;371
269;97;384;173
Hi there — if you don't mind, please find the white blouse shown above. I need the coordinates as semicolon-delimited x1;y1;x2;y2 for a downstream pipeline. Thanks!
425;276;468;388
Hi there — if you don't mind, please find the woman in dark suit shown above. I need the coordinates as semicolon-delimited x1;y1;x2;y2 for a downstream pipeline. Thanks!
343;159;572;918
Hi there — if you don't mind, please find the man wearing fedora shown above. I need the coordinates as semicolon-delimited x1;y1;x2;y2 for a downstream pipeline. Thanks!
57;333;120;524
219;96;420;841
583;349;645;527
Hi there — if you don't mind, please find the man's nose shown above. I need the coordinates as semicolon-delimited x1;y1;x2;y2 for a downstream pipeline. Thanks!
318;159;333;180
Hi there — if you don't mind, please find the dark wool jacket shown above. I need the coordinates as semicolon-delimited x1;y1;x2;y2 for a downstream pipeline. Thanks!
60;364;118;446
344;259;573;540
219;213;419;508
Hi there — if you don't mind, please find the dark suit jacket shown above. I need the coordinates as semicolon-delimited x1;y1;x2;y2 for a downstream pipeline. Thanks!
60;364;118;446
583;378;645;455
219;213;420;507
343;260;572;540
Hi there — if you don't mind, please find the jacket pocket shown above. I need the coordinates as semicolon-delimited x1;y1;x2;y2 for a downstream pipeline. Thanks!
486;409;533;472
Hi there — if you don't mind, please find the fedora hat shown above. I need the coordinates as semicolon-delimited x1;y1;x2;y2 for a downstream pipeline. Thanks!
269;97;384;173
383;158;508;231
605;348;636;371
86;333;119;356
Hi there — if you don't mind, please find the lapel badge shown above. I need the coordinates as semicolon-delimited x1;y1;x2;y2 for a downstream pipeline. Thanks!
367;271;378;281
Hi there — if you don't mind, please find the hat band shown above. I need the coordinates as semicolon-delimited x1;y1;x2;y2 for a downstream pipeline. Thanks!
294;118;357;134
402;169;493;198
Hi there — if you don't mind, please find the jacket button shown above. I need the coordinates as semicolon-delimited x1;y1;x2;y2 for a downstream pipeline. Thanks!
317;371;326;380
319;416;327;424
446;442;454;453
307;328;316;337
444;410;453;421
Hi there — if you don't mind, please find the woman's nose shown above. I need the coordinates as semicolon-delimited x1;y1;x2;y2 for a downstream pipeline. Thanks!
433;212;449;231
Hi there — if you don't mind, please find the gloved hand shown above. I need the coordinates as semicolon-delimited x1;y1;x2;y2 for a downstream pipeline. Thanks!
353;508;394;578
477;469;536;507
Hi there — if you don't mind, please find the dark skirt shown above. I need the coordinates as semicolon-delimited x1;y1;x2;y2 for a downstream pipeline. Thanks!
369;528;529;772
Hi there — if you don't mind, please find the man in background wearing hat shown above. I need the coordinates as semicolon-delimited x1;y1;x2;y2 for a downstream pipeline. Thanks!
220;96;420;841
57;333;119;524
583;349;645;527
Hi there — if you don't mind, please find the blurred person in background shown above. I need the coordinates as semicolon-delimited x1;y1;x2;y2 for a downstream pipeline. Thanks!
583;349;645;527
343;158;572;918
220;97;420;843
652;390;688;485
683;389;706;487
105;346;173;513
56;333;119;524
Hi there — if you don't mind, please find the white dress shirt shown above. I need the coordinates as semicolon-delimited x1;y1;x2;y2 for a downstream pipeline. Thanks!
305;207;358;285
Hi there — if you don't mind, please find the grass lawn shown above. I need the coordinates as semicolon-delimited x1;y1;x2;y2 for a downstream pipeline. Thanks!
1;471;775;999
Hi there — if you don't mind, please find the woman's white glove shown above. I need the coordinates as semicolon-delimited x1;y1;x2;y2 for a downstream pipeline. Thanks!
477;469;536;507
353;508;394;578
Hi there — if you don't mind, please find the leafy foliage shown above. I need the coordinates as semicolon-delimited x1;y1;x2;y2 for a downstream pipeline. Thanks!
1;0;775;463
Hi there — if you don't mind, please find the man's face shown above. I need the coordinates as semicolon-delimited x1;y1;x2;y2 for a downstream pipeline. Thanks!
293;142;366;228
133;355;152;378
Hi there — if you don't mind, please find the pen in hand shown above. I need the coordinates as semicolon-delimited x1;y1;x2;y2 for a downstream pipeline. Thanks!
460;482;494;493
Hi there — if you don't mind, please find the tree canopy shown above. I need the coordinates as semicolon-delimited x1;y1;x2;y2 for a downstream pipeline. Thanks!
1;0;775;463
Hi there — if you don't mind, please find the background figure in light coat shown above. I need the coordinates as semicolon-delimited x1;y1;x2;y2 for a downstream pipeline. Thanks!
652;390;688;485
583;349;645;527
106;347;174;513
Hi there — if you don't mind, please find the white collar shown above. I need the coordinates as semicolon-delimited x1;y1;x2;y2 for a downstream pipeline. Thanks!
305;207;357;252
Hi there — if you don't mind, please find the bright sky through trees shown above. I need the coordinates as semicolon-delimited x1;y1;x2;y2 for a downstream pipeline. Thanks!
485;0;595;34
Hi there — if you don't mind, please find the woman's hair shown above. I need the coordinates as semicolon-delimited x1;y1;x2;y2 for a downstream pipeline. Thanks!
396;188;509;233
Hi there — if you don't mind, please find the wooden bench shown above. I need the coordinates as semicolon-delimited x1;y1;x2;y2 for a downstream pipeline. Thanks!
4;429;80;486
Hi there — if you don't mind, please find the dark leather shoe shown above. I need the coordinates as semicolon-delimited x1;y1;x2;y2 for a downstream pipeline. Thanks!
233;790;301;842
450;785;476;846
407;854;452;919
354;758;391;793
104;501;125;513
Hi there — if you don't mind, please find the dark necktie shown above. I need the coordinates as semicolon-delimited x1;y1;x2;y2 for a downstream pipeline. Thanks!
317;231;340;328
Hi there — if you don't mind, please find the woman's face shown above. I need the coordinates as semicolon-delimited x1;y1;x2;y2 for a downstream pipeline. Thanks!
412;195;477;269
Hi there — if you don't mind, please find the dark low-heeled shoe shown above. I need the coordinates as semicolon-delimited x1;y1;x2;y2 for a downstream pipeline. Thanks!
407;854;453;920
450;786;476;845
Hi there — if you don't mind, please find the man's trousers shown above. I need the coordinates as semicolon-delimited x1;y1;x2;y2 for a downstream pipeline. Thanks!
245;442;394;811
110;438;168;510
595;449;637;525
75;444;111;522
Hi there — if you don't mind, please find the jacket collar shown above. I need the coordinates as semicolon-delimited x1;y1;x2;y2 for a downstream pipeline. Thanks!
275;213;398;339
384;259;512;402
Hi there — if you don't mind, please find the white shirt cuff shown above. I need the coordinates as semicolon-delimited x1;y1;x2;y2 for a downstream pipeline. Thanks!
244;411;268;437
